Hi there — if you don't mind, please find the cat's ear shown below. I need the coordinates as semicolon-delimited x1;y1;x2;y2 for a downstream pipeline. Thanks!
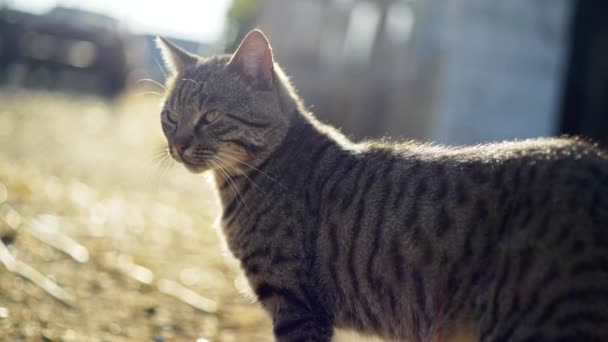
156;36;197;74
229;29;274;90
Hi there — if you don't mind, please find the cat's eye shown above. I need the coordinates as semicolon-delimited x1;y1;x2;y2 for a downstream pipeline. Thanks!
162;110;179;124
201;110;220;125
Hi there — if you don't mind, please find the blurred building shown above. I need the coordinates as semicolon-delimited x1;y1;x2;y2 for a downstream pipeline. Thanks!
253;0;429;141
239;0;607;146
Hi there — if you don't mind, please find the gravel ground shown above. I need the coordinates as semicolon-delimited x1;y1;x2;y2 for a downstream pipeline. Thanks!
0;90;272;341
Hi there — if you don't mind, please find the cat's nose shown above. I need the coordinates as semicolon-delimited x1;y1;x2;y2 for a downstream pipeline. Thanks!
173;143;189;156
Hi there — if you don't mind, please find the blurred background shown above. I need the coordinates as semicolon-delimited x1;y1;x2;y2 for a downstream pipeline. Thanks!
0;0;607;341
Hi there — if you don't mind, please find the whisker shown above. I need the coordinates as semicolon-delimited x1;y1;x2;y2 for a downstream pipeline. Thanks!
136;91;163;98
154;57;168;79
214;156;265;194
162;153;174;171
158;154;174;177
210;158;251;217
199;95;211;110
182;78;200;86
209;159;228;185
149;145;174;180
218;152;285;190
136;78;166;91
150;145;171;161
192;149;215;158
211;159;240;199
210;159;249;222
210;159;240;207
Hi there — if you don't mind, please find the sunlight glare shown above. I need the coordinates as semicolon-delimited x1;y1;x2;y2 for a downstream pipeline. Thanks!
9;0;231;42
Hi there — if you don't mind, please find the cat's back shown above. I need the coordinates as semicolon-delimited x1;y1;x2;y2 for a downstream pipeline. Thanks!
374;135;608;256
321;136;608;340
331;135;608;247
388;136;606;168
378;136;608;207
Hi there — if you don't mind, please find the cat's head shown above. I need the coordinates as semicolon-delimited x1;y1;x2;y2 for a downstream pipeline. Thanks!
156;30;295;174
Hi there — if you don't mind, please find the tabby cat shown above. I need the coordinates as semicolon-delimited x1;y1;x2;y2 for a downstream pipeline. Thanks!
156;30;608;341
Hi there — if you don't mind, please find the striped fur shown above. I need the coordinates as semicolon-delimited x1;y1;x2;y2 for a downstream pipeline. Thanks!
158;30;608;341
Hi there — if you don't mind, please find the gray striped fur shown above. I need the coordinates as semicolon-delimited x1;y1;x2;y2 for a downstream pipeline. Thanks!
157;30;608;342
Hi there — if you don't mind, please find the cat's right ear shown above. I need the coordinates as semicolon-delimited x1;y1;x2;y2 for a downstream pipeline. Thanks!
228;30;274;90
156;36;198;74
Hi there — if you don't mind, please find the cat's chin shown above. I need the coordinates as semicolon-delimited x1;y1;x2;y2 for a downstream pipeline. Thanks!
181;161;208;174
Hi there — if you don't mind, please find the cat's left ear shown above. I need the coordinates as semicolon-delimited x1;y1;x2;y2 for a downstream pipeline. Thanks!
229;29;274;90
156;36;198;74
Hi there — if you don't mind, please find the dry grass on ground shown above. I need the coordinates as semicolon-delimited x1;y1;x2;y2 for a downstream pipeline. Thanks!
0;90;272;341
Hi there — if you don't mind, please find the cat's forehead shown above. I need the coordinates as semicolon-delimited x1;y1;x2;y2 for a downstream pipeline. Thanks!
165;56;251;111
185;56;229;81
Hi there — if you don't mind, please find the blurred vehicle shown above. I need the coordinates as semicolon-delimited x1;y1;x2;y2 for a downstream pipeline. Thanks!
0;6;132;96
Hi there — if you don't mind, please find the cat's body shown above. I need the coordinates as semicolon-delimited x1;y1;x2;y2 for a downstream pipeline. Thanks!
218;114;608;342
156;31;608;341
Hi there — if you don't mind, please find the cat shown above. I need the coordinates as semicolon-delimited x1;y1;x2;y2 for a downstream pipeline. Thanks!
156;30;608;342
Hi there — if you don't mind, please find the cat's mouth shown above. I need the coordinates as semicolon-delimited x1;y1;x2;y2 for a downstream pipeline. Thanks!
181;158;209;173
171;149;211;173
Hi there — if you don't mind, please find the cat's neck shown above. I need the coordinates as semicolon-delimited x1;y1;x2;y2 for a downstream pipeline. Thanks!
212;111;347;201
260;111;355;174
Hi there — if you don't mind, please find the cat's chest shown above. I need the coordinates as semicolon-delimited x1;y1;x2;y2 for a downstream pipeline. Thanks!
219;199;308;282
220;219;250;259
219;190;301;254
220;214;287;259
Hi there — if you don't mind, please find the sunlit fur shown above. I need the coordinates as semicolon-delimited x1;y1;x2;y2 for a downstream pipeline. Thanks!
158;31;608;342
157;32;302;178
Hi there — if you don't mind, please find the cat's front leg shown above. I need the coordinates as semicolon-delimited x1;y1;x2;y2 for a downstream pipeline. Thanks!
271;297;334;342
254;282;333;342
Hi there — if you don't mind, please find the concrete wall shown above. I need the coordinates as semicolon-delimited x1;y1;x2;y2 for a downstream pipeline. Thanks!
430;0;573;144
254;0;573;145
